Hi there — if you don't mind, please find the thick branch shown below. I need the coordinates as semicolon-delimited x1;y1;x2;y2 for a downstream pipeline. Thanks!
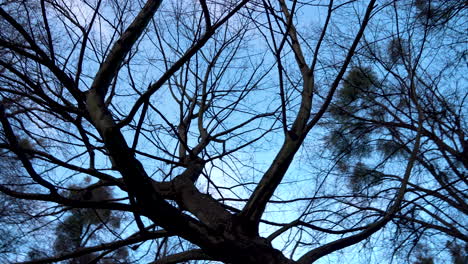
152;249;213;264
90;0;162;98
0;104;57;194
239;0;376;235
118;0;249;128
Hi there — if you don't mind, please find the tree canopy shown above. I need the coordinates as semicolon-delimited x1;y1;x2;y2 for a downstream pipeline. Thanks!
0;0;466;263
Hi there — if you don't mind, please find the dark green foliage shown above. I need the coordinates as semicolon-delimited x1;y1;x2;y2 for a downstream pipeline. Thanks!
412;241;467;264
349;162;384;193
67;184;114;225
325;126;372;165
69;253;99;264
388;37;408;64
413;0;466;30
376;139;407;159
331;66;380;124
17;138;33;151
338;67;378;104
327;129;352;155
52;184;127;263
413;244;436;264
414;256;435;264
329;67;380;159
54;214;84;253
415;0;436;23
368;106;386;121
325;66;388;192
447;241;468;264
26;249;48;261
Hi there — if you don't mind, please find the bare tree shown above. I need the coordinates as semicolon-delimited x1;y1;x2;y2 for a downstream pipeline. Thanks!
1;0;464;263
